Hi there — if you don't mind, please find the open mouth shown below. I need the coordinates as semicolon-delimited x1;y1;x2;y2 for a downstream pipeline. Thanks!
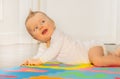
42;29;48;35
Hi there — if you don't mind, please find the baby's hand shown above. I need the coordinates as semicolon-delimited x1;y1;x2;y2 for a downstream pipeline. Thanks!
21;58;42;66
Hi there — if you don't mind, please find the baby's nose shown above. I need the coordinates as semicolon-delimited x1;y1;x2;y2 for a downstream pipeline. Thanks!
39;26;44;30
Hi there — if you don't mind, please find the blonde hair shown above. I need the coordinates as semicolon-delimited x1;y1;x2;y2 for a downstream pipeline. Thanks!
25;10;54;26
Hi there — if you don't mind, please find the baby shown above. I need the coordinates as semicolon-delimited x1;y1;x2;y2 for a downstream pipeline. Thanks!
22;11;120;66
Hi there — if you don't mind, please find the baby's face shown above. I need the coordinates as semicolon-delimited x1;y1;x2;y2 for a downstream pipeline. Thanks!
26;13;55;42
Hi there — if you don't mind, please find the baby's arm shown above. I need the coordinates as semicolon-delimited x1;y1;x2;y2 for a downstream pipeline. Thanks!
21;43;46;66
39;36;63;63
22;35;63;66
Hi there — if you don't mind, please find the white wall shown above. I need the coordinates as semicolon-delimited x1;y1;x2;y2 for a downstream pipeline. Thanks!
0;0;40;68
0;0;39;45
116;0;120;44
40;0;119;43
0;0;3;21
0;0;120;44
0;0;19;44
18;0;39;44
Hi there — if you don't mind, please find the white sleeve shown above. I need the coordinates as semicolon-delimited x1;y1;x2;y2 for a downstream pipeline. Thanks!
33;43;47;59
39;35;63;63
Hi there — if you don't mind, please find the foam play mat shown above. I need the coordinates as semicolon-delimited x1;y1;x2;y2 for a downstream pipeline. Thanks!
0;62;120;79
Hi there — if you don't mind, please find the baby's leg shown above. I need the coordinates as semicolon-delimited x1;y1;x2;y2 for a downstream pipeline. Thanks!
113;47;120;57
88;46;120;66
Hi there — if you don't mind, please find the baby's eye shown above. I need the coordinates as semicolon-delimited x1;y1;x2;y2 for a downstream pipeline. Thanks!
42;20;45;23
35;26;38;29
33;26;38;32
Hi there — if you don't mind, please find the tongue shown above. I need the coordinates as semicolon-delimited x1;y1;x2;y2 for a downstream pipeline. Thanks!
42;29;48;35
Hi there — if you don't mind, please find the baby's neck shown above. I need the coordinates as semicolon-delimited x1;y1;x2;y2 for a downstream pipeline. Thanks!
46;39;51;48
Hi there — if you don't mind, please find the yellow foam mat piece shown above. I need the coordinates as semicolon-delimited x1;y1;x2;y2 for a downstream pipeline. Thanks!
28;62;93;70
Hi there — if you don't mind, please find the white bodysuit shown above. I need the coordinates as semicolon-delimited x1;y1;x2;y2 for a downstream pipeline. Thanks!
33;28;106;65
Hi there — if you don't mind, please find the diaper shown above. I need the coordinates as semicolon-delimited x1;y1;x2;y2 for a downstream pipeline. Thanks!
83;40;107;55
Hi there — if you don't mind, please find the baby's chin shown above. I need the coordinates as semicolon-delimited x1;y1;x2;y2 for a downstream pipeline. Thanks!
38;37;51;43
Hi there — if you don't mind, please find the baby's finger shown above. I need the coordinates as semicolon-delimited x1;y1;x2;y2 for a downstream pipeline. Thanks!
21;60;29;66
25;59;34;66
28;61;35;66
